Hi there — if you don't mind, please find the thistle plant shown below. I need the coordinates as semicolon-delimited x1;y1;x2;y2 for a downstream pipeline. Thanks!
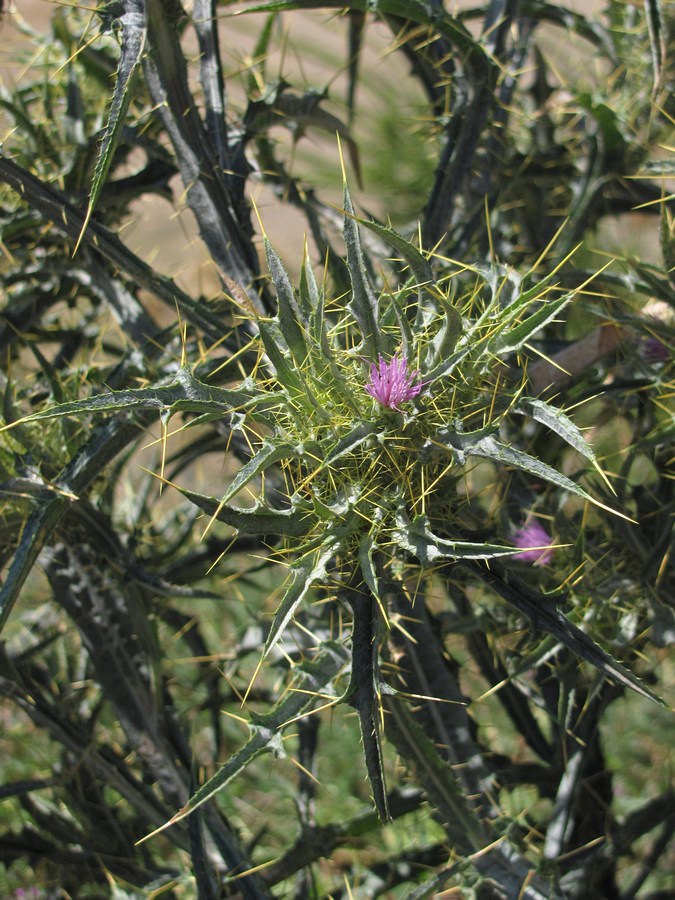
0;1;673;897
7;179;661;834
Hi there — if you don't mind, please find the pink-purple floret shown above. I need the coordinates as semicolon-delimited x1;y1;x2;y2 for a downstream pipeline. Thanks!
640;335;671;364
513;520;554;565
365;354;425;410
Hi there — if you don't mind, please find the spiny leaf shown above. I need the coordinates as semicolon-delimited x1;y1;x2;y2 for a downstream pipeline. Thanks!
440;427;629;519
393;512;518;565
248;85;362;186
499;240;590;312
387;286;415;358
146;0;263;307
265;237;309;364
298;246;321;312
358;532;381;605
0;491;71;635
0;156;233;342
176;484;310;536
263;538;341;658
471;560;666;706
320;422;377;472
76;0;147;252
302;250;335;365
246;11;278;94
489;292;573;357
472;261;523;310
383;696;484;853
576;92;626;164
645;0;666;92
346;10;365;125
145;644;349;834
514;397;596;461
442;429;593;500
352;216;433;297
257;317;310;398
344;589;389;821
422;340;474;382
640;159;675;177
470;435;593;498
220;439;297;507
0;369;265;431
0;416;143;634
659;204;675;288
238;0;491;69
424;295;463;371
343;181;382;358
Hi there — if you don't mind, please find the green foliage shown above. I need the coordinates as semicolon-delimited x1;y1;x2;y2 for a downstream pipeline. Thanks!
0;1;673;897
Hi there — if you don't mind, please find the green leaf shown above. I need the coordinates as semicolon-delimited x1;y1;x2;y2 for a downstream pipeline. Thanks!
645;0;665;91
157;643;349;828
2;369;266;430
472;560;666;706
441;429;594;501
343;181;382;357
424;295;463;371
76;0;147;251
514;398;596;461
176;485;310;537
0;415;143;634
320;421;377;472
489;293;573;357
393;511;517;565
344;589;390;821
265;237;309;364
220;439;297;506
257;317;308;398
361;218;433;289
263;539;341;657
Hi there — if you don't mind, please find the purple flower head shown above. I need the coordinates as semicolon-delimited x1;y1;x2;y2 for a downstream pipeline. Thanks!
639;335;671;365
513;520;554;566
365;354;425;410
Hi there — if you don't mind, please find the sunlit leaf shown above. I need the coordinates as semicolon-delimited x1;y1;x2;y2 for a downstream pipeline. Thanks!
76;0;147;251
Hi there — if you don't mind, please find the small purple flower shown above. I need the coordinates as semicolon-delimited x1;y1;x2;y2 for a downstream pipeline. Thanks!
365;354;425;410
639;335;670;364
513;520;554;566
